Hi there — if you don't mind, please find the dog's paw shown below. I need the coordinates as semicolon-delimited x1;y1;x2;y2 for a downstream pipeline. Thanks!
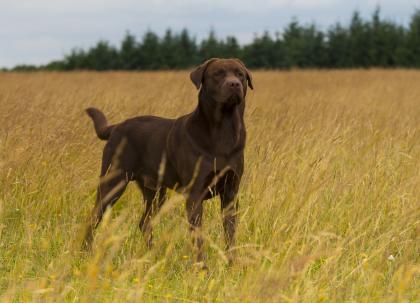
226;249;236;266
192;261;209;274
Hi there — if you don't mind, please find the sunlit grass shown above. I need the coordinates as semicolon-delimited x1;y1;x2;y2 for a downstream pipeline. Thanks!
0;70;419;302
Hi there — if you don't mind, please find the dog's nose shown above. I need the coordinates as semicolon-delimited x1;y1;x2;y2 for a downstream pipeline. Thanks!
227;79;241;90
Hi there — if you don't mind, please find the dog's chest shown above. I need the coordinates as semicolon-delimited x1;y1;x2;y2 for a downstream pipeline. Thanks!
211;128;239;156
211;114;243;155
168;110;245;187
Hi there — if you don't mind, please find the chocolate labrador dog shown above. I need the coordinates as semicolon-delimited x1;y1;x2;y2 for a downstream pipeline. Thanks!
83;58;253;266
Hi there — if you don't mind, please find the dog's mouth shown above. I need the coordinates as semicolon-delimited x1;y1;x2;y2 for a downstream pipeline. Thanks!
225;93;243;105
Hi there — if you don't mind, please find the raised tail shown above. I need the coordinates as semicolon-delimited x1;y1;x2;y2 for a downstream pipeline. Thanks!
85;107;115;140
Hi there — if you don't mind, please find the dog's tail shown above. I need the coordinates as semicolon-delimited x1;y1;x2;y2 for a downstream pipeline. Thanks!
85;107;115;140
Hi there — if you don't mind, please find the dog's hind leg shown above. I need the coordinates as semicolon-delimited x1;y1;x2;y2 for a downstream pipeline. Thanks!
82;136;136;250
82;172;128;250
137;182;166;248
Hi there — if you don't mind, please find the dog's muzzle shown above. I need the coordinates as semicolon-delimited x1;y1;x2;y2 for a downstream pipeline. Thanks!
226;93;243;105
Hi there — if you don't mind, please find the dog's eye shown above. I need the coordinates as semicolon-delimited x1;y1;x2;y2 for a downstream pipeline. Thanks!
214;69;225;76
235;69;244;78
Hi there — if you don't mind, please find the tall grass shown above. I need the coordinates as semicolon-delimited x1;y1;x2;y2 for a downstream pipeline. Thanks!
0;70;419;302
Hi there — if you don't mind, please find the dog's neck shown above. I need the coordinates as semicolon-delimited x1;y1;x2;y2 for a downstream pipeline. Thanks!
197;89;245;123
187;89;245;155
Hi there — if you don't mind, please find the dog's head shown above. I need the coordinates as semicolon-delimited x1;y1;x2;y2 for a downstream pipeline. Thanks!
190;58;253;105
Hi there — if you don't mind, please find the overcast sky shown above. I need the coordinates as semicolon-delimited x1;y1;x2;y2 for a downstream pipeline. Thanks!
0;0;418;68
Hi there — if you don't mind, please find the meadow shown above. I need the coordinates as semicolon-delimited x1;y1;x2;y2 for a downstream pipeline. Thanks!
0;70;419;302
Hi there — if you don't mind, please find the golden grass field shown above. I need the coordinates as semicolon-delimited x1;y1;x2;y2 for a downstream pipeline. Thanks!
0;70;419;302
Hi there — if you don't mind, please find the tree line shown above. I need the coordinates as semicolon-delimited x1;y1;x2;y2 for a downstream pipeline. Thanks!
8;8;420;71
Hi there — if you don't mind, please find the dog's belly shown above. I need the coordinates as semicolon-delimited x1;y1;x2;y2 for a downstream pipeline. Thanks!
137;159;181;191
138;157;236;194
137;173;178;191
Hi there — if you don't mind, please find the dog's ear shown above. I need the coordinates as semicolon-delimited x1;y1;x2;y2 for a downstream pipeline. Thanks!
190;58;219;90
234;58;253;90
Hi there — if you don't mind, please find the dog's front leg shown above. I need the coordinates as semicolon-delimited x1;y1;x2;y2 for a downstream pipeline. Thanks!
220;173;240;264
221;193;238;264
186;196;206;269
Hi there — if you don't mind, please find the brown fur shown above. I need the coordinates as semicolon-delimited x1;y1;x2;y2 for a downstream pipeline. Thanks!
83;58;253;267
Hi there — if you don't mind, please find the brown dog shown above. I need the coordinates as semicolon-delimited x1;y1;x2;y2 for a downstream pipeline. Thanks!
83;58;253;266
